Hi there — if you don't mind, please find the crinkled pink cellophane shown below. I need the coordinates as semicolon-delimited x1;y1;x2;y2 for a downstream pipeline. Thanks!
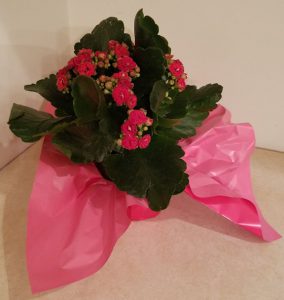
27;105;280;293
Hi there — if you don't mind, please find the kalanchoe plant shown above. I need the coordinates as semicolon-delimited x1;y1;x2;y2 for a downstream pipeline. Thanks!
8;9;223;211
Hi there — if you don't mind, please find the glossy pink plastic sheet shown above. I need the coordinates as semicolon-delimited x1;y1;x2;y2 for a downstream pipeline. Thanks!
27;105;280;293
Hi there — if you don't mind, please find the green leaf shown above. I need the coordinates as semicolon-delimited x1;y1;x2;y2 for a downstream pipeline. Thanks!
166;86;195;119
156;83;223;140
187;83;223;112
74;17;131;53
173;172;189;195
103;135;187;211
134;9;171;54
133;47;166;99
52;121;115;163
149;80;169;117
24;74;74;116
150;81;192;119
8;103;71;142
156;112;207;139
72;76;105;122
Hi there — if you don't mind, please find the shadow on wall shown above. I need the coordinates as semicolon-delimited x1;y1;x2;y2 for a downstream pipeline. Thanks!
0;0;71;169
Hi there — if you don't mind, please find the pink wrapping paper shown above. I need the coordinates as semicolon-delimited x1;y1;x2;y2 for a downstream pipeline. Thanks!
27;105;281;293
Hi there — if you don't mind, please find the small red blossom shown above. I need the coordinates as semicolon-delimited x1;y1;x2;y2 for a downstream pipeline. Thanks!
117;56;136;72
165;53;173;61
113;72;133;89
78;48;93;57
56;75;68;91
57;66;69;76
169;59;184;78
108;40;119;50
94;51;107;60
121;134;139;150
139;134;151;149
114;43;129;57
112;85;132;106
177;78;186;91
68;53;92;69
128;110;148;125
146;118;153;126
76;61;96;76
126;94;137;109
121;120;137;136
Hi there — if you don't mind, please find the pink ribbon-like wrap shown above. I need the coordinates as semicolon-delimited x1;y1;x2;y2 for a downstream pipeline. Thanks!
27;105;281;293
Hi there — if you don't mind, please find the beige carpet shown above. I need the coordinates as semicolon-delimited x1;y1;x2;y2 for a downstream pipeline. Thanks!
0;143;283;300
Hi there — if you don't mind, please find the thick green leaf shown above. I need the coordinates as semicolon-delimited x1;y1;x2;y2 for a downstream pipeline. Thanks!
173;172;189;195
150;81;192;118
166;86;196;119
149;80;169;117
156;83;223;140
156;111;207;139
24;74;74;116
134;9;171;54
52;121;115;163
187;83;223;112
103;135;187;211
74;17;131;53
8;103;71;142
72;75;106;122
133;47;166;99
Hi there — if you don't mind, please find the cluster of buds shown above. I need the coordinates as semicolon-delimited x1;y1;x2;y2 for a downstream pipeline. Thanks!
117;109;153;150
164;54;187;91
55;41;152;151
56;48;96;93
56;41;140;110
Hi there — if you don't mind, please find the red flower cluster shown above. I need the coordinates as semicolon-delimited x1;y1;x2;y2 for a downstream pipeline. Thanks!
165;54;187;91
55;41;153;150
56;49;96;92
119;109;153;150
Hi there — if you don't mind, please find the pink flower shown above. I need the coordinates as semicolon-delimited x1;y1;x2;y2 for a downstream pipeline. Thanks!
57;67;69;76
114;44;129;57
117;56;136;72
113;72;133;89
68;53;92;69
139;134;151;149
94;51;107;60
56;75;68;91
177;78;186;91
112;85;132;106
169;59;184;77
164;53;173;61
67;57;76;69
108;40;119;49
128;110;148;125
146;118;153;126
78;48;93;57
121;135;139;150
126;94;137;109
121;120;137;136
76;61;96;76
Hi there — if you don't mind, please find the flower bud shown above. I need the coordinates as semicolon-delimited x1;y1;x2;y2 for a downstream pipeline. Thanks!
105;81;113;90
146;118;153;126
99;75;107;82
97;61;104;68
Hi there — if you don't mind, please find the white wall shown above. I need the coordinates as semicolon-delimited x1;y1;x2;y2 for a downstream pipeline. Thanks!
0;0;73;168
0;0;283;168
